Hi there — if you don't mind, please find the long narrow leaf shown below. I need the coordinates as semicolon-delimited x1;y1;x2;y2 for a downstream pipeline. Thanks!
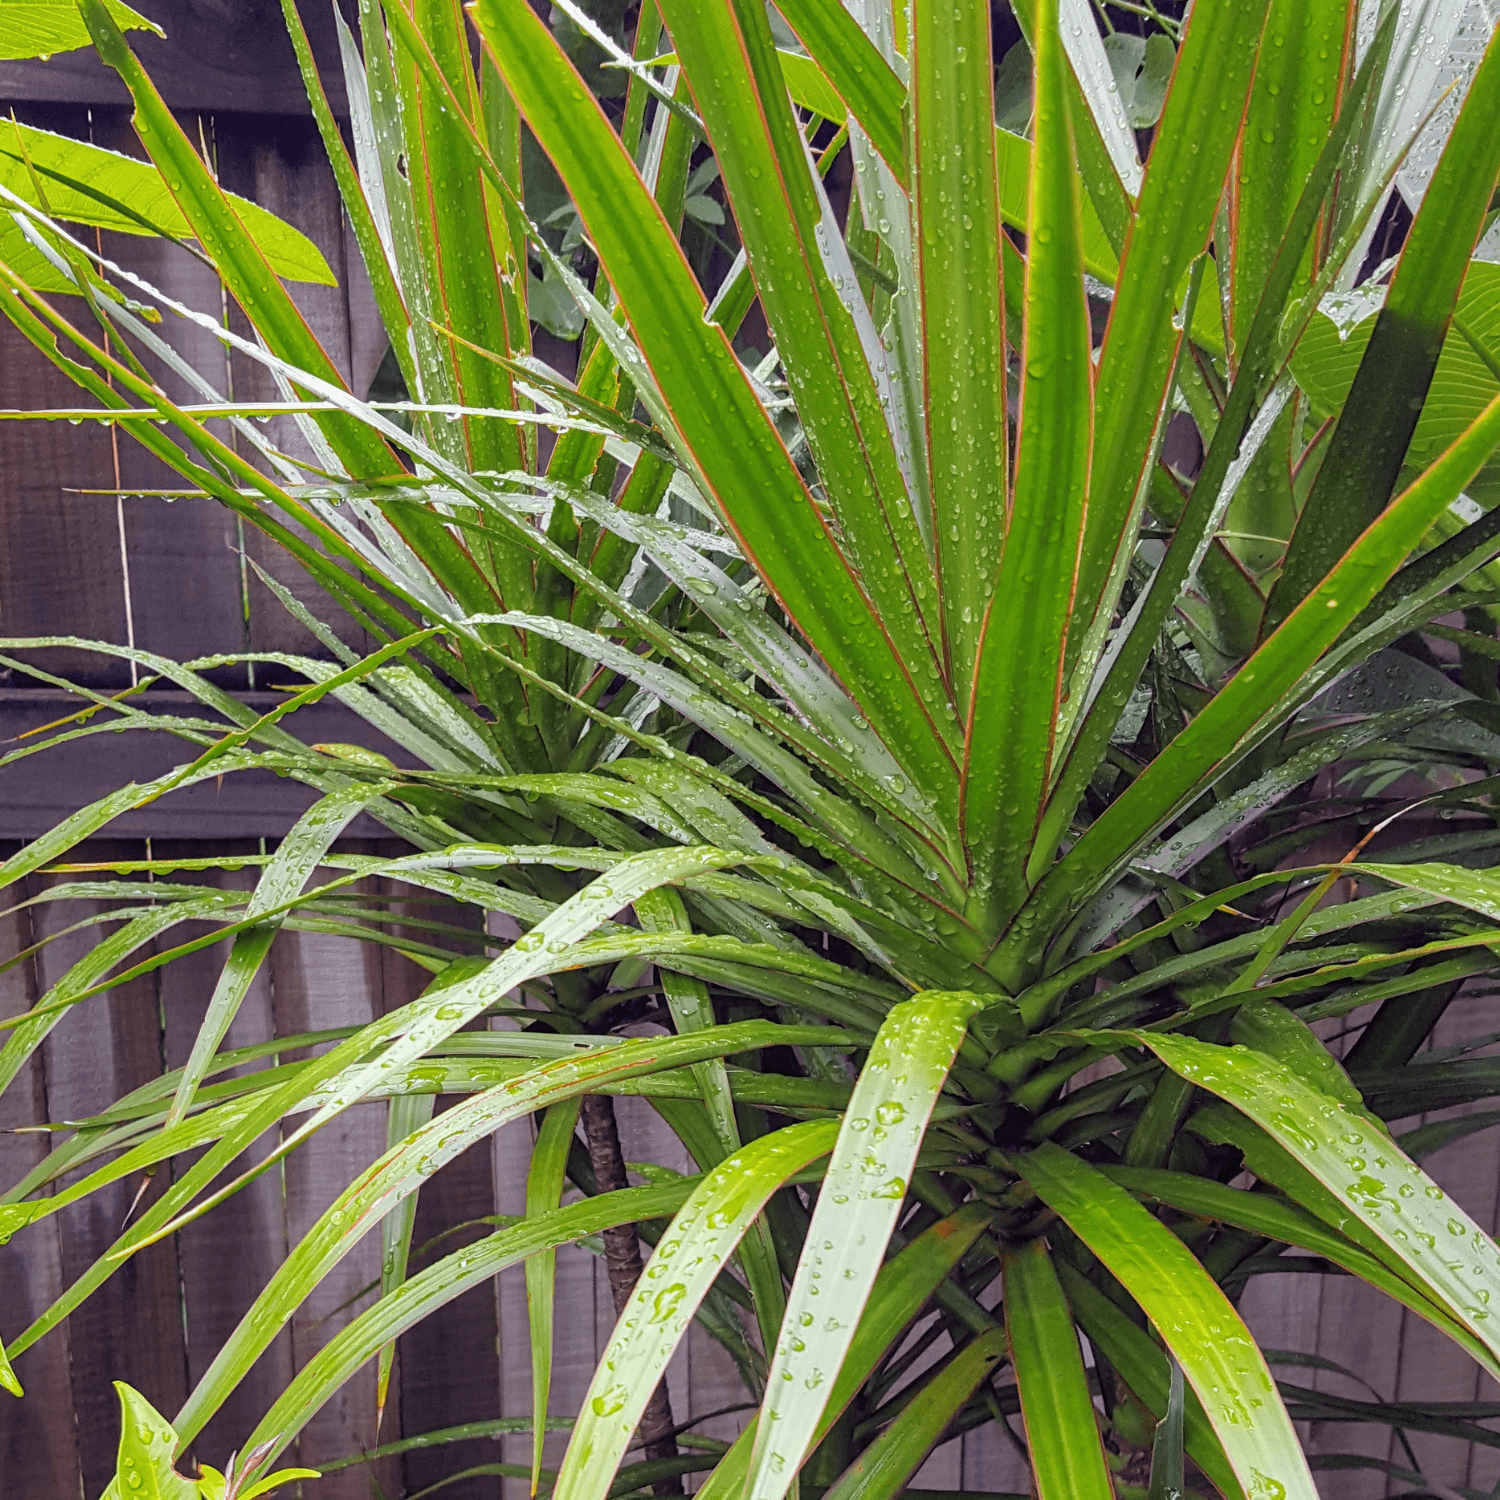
76;0;398;479
1117;1029;1500;1375
1014;1142;1317;1500
377;1089;437;1429
528;1099;583;1495
1056;1259;1243;1500
910;0;1008;691
693;1202;995;1500
166;783;377;1128
743;991;984;1500
1003;1238;1113;1500
964;0;1091;929
819;1330;1007;1500
1068;0;1273;685
471;0;960;819
172;1019;838;1445
551;1120;840;1500
773;0;905;179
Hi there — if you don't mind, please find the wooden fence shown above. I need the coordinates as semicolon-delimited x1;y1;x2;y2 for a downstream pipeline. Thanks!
2;9;1499;1497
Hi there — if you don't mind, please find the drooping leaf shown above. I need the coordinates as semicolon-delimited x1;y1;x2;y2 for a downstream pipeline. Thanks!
743;991;985;1500
693;1202;996;1500
173;1017;841;1446
1057;1259;1243;1500
1014;1142;1317;1500
240;1178;721;1471
166;783;378;1129
376;1088;436;1430
1115;1029;1500;1374
550;1120;839;1500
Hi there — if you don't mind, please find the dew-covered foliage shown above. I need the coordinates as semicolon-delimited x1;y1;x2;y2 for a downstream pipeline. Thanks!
4;0;1500;1496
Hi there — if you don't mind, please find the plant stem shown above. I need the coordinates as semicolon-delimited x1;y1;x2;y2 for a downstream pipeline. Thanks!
580;1093;684;1495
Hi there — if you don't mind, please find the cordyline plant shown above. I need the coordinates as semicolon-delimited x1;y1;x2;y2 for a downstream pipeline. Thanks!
6;0;1500;1495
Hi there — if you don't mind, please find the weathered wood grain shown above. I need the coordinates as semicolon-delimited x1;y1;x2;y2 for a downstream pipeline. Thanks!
154;843;296;1472
31;840;191;1499
0;0;357;115
0;870;82;1497
0;102;375;697
377;872;503;1500
0;108;132;687
0;689;409;839
269;909;403;1499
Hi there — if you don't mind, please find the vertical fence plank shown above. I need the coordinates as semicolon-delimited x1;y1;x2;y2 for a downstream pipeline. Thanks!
683;1318;751;1453
0;106;132;689
1303;1231;1406;1497
959;1408;1031;1497
93;103;265;683
29;841;190;1498
153;841;296;1471
395;1118;503;1500
377;869;503;1500
0;102;374;695
0;306;129;685
894;1304;963;1493
0;869;83;1496
269;903;401;1498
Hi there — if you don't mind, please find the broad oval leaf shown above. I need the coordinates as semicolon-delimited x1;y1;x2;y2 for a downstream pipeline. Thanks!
1;0;159;59
1;122;335;283
101;1383;196;1500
